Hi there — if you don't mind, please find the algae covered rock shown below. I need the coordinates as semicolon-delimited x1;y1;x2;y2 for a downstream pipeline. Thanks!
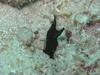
17;27;33;46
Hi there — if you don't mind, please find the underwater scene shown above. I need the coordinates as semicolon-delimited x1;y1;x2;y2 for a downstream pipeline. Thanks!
0;0;100;75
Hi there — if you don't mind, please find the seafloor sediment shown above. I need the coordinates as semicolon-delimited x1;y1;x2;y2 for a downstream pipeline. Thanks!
0;0;100;75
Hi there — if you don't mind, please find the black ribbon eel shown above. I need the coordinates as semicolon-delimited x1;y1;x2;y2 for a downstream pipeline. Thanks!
43;15;64;59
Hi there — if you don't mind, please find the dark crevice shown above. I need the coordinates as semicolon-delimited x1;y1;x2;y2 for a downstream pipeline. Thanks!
0;0;40;9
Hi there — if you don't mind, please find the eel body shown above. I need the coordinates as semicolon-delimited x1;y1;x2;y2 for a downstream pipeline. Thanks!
44;15;64;59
